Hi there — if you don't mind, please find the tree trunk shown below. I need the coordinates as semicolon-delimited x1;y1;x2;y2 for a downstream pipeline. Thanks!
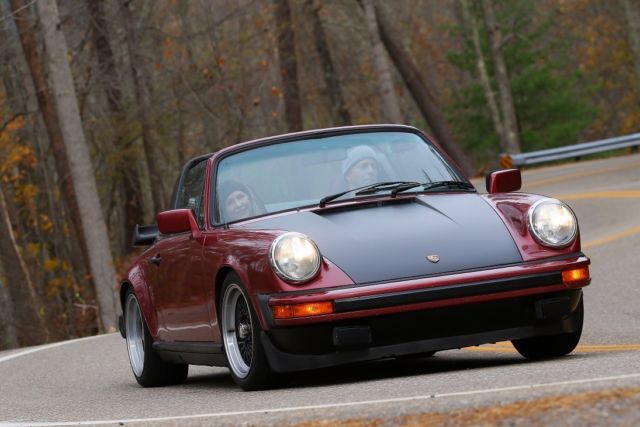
274;0;303;132
37;0;118;331
481;0;520;153
460;0;507;152
376;4;474;177
621;0;640;88
0;188;48;346
2;2;95;336
0;259;19;349
10;0;93;273
88;0;144;251
361;0;403;123
306;0;351;126
122;0;167;213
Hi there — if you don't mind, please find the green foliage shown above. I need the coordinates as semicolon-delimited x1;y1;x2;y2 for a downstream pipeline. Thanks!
447;0;595;166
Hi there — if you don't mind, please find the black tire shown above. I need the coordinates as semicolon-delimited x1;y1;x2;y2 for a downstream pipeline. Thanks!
511;296;584;360
220;273;284;390
124;288;188;387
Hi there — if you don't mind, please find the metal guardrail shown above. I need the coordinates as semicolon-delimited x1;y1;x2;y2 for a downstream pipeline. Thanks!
499;132;640;168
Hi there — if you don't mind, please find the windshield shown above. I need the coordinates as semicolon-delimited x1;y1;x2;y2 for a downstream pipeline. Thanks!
213;130;468;223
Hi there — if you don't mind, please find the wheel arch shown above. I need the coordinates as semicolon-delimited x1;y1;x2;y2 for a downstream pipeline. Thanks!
120;270;159;339
214;264;270;331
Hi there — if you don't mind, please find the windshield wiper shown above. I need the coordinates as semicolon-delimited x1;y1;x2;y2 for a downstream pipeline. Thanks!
391;180;475;197
319;181;419;208
354;181;421;196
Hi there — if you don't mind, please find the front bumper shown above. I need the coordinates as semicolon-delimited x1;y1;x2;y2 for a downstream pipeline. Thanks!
257;255;589;373
258;255;590;327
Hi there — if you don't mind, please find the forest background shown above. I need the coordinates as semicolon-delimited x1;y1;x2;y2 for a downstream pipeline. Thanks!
0;0;638;348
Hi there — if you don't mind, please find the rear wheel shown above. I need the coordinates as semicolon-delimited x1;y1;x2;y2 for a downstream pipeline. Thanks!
124;289;188;387
512;296;584;360
221;274;283;390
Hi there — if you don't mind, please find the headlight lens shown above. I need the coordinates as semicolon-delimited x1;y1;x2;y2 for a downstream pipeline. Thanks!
270;232;321;283
528;199;578;247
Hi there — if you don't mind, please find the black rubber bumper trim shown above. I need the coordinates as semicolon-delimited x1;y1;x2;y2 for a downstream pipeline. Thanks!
334;272;562;313
261;314;578;374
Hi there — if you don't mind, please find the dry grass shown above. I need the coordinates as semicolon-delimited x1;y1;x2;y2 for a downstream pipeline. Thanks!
291;387;640;427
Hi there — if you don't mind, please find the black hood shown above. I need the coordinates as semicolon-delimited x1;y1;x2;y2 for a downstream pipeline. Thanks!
243;194;522;284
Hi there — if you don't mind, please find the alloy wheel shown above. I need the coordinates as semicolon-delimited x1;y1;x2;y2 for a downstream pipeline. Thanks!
222;283;254;378
125;293;145;377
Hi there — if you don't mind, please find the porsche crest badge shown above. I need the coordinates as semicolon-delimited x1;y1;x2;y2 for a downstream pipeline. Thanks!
426;255;440;263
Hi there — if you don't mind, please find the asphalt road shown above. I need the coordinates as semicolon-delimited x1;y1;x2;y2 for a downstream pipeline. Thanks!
1;153;639;426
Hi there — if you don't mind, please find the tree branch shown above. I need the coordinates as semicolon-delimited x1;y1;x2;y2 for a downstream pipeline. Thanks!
0;113;24;134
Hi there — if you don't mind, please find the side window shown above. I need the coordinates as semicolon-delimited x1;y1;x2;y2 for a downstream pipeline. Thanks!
175;160;207;228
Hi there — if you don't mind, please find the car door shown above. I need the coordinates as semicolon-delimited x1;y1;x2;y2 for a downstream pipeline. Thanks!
152;159;213;342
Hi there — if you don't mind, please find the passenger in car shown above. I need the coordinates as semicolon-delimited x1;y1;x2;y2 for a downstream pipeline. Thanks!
341;145;383;188
220;180;264;222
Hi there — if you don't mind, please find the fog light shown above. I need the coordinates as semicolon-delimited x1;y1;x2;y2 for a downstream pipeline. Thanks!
272;301;333;319
562;267;590;287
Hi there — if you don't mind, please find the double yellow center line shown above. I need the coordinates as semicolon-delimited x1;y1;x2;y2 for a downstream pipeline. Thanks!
464;342;640;353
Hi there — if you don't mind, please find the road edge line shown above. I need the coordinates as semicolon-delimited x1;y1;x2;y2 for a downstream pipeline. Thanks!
5;372;640;426
0;333;115;364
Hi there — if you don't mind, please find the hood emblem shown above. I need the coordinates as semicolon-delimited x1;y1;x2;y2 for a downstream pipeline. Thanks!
426;254;440;263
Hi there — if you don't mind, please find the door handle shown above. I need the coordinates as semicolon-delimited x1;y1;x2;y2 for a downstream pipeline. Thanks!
149;254;162;266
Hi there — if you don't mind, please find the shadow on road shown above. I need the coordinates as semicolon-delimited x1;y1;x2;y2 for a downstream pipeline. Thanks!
176;351;598;391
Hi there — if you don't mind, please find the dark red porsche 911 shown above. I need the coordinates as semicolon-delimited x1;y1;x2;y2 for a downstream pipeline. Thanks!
119;125;590;390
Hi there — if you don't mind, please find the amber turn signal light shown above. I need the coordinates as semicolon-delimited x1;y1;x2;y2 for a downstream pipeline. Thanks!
562;267;590;287
272;301;334;319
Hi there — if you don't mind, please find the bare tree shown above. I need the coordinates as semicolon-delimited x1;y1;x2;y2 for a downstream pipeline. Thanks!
460;0;507;151
481;0;521;153
360;0;403;123
121;0;168;213
0;187;47;345
620;0;640;88
274;0;303;132
306;0;351;126
376;3;474;177
0;259;19;349
37;0;118;331
9;0;93;273
88;0;144;251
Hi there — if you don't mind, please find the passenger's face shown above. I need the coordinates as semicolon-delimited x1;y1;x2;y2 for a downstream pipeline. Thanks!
345;158;379;188
225;190;252;221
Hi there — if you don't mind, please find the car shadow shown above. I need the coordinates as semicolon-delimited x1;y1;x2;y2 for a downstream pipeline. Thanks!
286;352;525;389
180;350;599;391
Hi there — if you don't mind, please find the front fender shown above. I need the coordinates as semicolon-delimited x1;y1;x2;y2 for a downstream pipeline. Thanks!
120;263;159;339
207;229;353;331
481;193;582;261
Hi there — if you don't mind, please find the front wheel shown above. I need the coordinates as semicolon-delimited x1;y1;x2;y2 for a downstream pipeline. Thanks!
220;274;283;390
512;296;584;360
124;289;188;387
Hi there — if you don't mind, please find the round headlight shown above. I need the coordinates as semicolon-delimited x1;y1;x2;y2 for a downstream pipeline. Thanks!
528;199;578;248
269;232;321;283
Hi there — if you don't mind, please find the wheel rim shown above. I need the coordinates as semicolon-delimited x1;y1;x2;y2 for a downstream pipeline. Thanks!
222;283;253;378
125;293;145;377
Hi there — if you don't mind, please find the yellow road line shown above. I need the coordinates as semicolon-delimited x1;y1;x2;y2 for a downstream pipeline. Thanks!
583;225;640;249
531;190;640;249
524;162;640;189
556;190;640;200
463;343;640;354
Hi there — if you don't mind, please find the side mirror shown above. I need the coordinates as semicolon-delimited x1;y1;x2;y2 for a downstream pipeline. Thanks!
486;169;521;193
131;224;158;247
157;209;198;235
